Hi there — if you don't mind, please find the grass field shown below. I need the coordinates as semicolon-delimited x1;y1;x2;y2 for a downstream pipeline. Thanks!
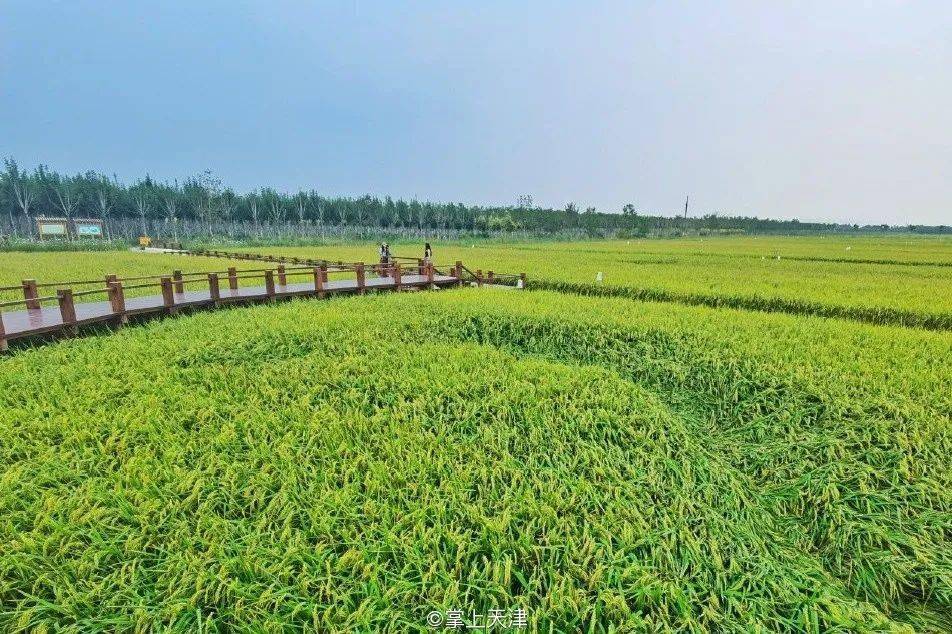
0;236;950;631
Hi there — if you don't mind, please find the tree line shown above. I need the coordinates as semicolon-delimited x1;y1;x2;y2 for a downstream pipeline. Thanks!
1;159;946;241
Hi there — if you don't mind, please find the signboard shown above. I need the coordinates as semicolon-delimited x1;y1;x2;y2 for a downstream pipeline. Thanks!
139;236;152;247
75;220;104;237
37;219;68;238
36;217;106;239
40;223;67;235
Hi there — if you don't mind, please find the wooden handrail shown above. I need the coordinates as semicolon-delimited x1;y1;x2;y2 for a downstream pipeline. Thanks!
69;287;113;299
121;281;163;291
0;295;59;309
34;278;107;288
0;250;525;352
14;248;465;295
0;253;514;351
458;263;479;281
24;263;342;291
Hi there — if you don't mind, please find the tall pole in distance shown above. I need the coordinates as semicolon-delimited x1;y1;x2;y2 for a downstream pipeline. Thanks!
683;195;690;234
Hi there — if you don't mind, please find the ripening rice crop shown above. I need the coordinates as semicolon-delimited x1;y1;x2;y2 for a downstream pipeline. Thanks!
3;236;950;329
416;290;952;628
1;287;949;632
249;235;952;329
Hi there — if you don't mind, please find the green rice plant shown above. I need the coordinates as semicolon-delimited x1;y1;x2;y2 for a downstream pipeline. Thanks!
0;288;949;631
0;235;949;631
237;235;952;329
3;235;950;328
524;279;952;331
411;289;952;631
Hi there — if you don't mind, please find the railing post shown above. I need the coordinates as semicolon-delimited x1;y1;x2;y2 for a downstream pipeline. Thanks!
476;269;483;288
0;312;7;352
105;273;117;286
160;277;176;314
173;270;184;294
313;266;326;298
417;258;424;275
320;263;328;283
108;281;127;324
487;270;495;286
22;279;39;310
264;270;276;299
455;260;463;279
426;262;435;288
355;262;366;294
208;273;220;303
394;263;402;290
57;289;78;335
228;267;238;291
277;264;287;286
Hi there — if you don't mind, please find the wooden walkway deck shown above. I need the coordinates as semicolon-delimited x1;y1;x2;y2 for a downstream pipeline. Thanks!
0;254;525;351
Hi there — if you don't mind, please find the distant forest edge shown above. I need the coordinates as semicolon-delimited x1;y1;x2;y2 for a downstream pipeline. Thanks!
2;159;949;243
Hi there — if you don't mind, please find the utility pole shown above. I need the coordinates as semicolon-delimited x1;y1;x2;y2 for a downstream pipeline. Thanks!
684;195;689;219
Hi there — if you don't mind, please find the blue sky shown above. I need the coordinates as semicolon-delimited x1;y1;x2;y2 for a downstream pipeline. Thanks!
2;1;950;224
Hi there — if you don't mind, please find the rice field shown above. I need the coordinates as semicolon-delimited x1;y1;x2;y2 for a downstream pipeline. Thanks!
238;236;952;328
0;236;950;631
2;236;950;324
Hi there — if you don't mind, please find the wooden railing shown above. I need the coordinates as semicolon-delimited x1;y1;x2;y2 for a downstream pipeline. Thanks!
455;262;526;288
0;248;527;351
156;245;527;288
157;245;352;270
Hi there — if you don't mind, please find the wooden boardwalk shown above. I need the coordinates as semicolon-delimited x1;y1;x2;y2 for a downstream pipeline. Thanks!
0;256;525;351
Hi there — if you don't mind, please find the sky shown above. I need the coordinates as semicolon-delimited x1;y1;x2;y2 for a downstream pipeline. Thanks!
1;1;950;225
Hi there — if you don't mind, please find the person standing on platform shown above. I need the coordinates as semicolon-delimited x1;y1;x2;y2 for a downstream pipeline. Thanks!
378;242;388;277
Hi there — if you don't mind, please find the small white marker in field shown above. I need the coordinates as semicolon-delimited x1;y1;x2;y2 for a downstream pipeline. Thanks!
595;272;604;283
